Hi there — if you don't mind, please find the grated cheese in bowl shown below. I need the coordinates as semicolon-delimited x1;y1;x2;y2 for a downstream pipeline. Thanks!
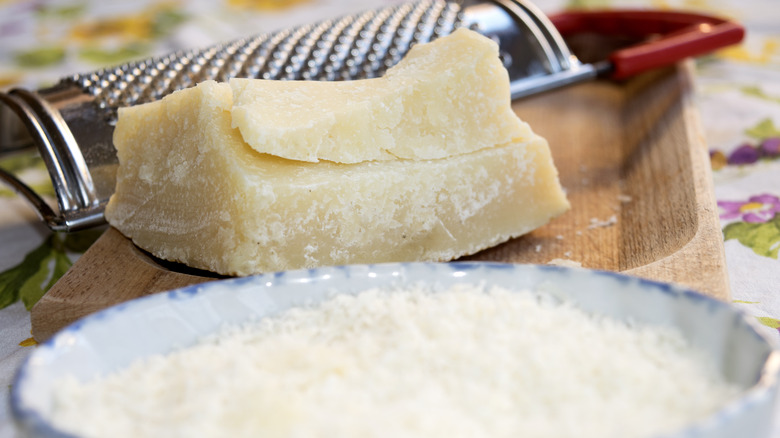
49;284;741;438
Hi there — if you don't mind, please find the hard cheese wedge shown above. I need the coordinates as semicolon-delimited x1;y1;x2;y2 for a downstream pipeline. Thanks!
105;30;569;276
230;28;532;163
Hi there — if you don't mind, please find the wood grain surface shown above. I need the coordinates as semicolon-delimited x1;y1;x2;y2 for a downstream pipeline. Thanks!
30;62;729;342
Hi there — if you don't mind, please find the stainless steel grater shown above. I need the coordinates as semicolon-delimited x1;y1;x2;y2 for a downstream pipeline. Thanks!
0;0;743;232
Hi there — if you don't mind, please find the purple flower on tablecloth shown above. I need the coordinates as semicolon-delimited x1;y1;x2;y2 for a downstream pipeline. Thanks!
0;21;23;37
709;118;780;170
719;194;780;223
762;138;780;157
728;143;761;165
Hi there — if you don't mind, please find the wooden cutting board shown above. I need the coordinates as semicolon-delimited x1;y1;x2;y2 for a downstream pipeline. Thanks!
30;62;729;342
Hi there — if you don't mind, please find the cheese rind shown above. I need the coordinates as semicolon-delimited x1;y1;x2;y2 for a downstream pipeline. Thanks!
230;28;531;163
105;80;569;276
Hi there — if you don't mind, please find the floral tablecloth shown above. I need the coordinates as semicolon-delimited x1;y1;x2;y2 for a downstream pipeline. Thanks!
1;0;778;435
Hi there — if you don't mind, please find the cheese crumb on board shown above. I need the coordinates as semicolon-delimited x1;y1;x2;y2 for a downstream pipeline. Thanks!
548;257;581;267
587;214;618;229
50;285;740;438
104;28;569;276
547;254;582;268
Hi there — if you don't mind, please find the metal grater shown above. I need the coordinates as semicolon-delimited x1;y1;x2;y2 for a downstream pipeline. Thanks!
0;0;597;231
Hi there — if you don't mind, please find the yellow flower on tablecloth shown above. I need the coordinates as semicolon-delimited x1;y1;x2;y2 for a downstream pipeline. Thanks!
681;0;710;9
710;149;728;170
718;38;779;65
0;73;21;88
648;0;671;9
227;0;312;11
68;2;187;43
19;337;37;347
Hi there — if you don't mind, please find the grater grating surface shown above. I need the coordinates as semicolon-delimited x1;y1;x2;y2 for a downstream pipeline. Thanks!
66;0;462;122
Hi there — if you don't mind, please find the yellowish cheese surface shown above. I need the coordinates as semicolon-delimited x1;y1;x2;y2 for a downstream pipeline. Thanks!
105;30;569;276
230;28;531;163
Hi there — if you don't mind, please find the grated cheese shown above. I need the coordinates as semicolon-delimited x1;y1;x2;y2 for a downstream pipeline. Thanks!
50;285;740;438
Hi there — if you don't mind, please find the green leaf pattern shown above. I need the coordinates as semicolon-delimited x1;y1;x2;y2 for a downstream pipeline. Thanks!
0;231;102;311
745;118;780;140
757;317;780;330
0;152;55;198
0;235;67;310
723;214;780;259
13;47;67;69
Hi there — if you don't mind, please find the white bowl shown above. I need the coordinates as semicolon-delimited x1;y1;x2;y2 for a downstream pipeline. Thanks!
11;262;780;437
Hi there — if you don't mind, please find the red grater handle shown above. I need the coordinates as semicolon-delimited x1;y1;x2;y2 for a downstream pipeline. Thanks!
548;9;745;79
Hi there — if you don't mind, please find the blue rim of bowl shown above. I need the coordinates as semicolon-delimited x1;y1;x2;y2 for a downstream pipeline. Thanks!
10;262;780;437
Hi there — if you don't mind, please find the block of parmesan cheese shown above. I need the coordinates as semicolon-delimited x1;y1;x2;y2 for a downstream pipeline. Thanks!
230;28;532;163
105;30;569;276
